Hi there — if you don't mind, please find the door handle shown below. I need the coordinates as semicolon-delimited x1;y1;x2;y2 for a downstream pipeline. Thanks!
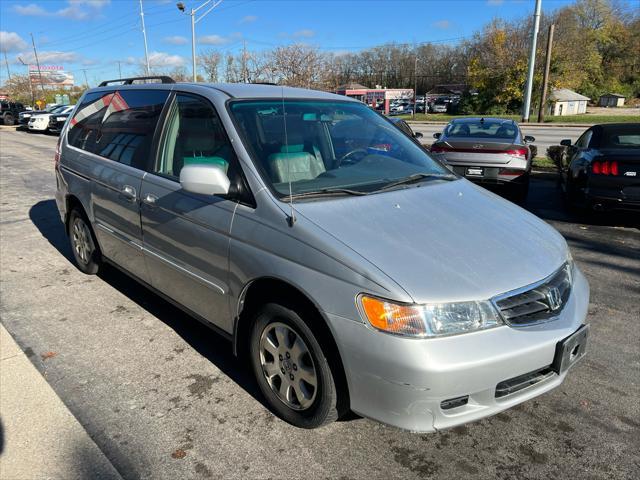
142;193;158;205
120;185;137;201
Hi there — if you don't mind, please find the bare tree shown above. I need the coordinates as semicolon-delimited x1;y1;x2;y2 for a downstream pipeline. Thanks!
199;49;222;83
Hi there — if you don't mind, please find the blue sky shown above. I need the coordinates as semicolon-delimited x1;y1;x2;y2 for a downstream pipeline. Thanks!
0;0;575;87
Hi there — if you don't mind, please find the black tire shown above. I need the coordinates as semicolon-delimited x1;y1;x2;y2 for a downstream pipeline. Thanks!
249;302;339;429
3;113;14;126
509;174;529;204
68;208;101;274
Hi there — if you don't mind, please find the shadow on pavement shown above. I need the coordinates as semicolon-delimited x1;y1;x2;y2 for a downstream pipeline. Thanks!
523;176;639;230
28;199;269;412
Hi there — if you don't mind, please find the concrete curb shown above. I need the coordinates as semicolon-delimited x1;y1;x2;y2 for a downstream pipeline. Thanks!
0;323;123;480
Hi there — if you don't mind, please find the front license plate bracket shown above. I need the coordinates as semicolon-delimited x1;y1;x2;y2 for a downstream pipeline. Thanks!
552;324;589;374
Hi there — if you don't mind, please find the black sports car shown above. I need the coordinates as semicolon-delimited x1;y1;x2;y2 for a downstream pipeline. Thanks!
560;123;640;212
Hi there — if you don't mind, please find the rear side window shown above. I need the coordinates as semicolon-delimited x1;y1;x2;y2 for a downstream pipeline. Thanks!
96;90;169;169
601;126;640;149
67;91;114;154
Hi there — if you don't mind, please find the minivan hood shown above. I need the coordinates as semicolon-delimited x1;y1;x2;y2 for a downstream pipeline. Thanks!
294;179;568;304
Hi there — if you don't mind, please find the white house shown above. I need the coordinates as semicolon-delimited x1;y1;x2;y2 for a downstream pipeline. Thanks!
548;89;590;116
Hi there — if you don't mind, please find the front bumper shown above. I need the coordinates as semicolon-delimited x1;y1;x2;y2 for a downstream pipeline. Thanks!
327;266;590;432
28;120;48;131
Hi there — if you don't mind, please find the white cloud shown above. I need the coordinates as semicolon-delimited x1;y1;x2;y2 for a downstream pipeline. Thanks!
433;20;451;29
0;32;28;52
487;0;504;5
293;29;315;38
13;0;110;20
16;51;81;65
148;51;186;68
164;36;188;45
13;3;48;16
199;34;239;45
239;15;257;24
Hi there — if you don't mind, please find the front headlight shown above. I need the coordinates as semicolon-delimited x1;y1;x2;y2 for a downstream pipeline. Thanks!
360;295;502;338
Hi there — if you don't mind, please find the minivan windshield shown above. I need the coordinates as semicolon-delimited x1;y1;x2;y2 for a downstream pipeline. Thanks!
229;100;453;198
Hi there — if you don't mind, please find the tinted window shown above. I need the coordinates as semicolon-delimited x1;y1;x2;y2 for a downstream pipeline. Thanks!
97;90;169;169
445;121;517;139
155;94;235;180
67;91;115;153
575;130;593;148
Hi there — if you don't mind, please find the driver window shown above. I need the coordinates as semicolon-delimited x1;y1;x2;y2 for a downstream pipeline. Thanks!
575;130;593;148
156;94;233;179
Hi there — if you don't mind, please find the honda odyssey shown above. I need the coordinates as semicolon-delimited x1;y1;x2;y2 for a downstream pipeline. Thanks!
55;77;590;432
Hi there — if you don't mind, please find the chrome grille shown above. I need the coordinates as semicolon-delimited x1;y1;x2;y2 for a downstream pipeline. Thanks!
493;264;572;326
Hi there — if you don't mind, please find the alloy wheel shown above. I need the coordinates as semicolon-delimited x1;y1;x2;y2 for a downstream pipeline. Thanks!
259;322;318;411
72;217;92;265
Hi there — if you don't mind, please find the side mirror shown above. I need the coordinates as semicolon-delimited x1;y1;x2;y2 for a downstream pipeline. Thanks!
560;139;572;147
433;132;441;139
414;131;424;139
524;135;535;143
180;164;230;196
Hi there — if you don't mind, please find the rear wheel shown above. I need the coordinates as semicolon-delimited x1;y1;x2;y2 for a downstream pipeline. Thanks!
249;303;339;429
68;208;101;274
510;174;530;204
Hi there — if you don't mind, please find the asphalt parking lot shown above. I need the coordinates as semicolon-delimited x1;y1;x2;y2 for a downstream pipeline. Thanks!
0;127;638;480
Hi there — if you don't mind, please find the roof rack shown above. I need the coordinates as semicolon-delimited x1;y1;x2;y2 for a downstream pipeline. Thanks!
98;76;175;87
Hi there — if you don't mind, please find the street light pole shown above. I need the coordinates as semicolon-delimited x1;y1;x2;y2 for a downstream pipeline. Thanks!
177;0;223;83
522;0;542;123
139;0;151;75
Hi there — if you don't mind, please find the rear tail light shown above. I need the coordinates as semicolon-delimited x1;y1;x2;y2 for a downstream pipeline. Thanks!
505;148;528;158
592;160;618;176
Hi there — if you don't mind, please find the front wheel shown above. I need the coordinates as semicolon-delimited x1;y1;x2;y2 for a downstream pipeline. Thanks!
249;303;340;429
68;209;101;274
3;113;14;126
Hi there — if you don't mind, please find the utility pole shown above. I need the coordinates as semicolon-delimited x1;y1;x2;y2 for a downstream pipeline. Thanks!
521;0;542;123
30;33;46;98
412;54;418;119
177;1;223;82
537;24;554;123
18;57;35;106
139;0;150;75
82;69;89;88
117;61;122;79
3;50;11;81
242;40;248;83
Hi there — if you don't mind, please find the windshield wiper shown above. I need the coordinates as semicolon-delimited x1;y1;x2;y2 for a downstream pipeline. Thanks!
285;188;369;200
376;172;456;192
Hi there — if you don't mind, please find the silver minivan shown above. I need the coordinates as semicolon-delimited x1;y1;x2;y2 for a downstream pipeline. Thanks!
55;78;590;432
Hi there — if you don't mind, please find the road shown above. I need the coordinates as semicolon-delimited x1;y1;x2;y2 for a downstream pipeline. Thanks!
410;123;588;155
1;128;639;480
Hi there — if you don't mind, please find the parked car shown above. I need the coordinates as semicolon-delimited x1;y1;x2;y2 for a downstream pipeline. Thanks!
430;117;535;201
19;104;61;129
48;112;71;134
28;105;74;132
55;77;589;432
388;117;424;141
559;123;640;212
0;101;25;126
